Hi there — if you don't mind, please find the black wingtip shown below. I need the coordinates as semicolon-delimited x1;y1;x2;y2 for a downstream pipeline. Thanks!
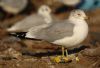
8;32;41;41
9;32;27;39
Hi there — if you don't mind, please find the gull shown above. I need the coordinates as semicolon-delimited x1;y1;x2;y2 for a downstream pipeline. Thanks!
57;0;100;11
25;10;89;62
7;5;52;32
0;0;28;14
57;0;81;6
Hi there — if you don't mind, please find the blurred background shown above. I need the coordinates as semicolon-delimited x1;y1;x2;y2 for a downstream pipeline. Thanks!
0;0;100;68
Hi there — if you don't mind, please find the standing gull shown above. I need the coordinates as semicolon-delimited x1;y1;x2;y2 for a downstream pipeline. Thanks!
0;0;28;14
7;5;52;32
26;10;89;62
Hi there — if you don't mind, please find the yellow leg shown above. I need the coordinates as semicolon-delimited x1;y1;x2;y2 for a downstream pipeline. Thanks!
62;46;65;57
76;57;79;62
51;46;80;63
51;46;73;63
65;49;68;57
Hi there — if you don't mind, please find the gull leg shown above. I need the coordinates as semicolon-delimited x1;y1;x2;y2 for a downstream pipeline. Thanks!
65;49;68;57
51;46;70;63
51;46;80;63
62;46;65;57
50;46;65;63
65;49;80;62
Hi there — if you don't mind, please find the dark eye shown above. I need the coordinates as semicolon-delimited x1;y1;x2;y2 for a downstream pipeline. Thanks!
77;14;81;16
42;8;48;12
45;8;48;11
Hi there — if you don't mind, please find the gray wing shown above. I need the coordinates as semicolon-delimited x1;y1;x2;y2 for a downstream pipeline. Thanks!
8;14;46;32
26;20;75;42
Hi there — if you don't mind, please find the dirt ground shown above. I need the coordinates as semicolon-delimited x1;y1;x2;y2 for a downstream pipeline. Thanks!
0;0;100;68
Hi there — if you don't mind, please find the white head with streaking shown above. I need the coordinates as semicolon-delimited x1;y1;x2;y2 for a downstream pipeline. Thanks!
38;5;51;16
69;10;88;20
38;5;52;23
6;5;52;32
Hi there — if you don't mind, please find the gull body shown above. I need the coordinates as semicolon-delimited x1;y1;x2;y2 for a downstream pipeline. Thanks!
58;0;81;6
53;17;88;48
7;5;52;32
26;10;88;48
58;0;100;11
0;0;28;14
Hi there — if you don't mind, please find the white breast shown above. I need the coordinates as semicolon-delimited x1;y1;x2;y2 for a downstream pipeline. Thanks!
52;20;88;48
72;21;88;46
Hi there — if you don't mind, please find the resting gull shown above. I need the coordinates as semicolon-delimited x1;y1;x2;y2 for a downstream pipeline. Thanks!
0;0;28;14
57;0;81;6
7;5;52;32
26;10;89;61
57;0;100;11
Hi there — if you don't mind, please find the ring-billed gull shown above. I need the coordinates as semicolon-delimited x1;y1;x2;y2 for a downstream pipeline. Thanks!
57;0;100;11
7;5;52;32
57;0;81;6
26;10;89;62
0;0;28;14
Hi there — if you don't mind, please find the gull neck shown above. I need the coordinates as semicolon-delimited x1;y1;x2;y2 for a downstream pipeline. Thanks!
44;14;52;24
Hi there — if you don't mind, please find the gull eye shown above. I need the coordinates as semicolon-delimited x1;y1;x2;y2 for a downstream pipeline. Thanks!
77;13;81;16
41;8;48;12
45;8;48;11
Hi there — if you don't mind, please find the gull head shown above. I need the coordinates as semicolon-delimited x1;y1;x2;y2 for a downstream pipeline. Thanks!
38;5;51;17
69;10;88;20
